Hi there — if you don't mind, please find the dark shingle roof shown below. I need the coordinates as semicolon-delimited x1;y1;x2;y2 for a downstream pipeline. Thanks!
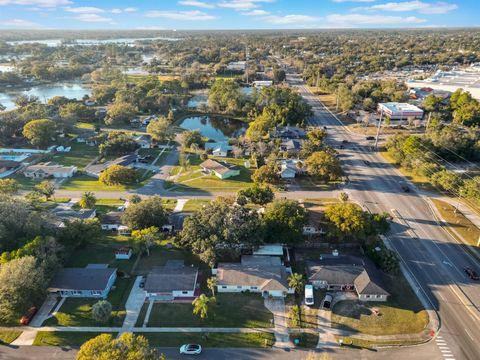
49;268;116;291
354;270;389;296
144;261;198;293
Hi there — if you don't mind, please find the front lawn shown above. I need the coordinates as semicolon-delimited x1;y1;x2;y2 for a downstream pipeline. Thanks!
289;332;318;348
135;244;208;273
146;293;273;328
33;331;116;346
183;199;212;212
61;174;132;192
43;277;134;327
331;273;428;336
141;332;275;348
0;330;22;344
49;142;99;170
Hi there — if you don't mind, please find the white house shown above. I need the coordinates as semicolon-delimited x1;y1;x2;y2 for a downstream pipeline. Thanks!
205;142;232;157
24;163;77;179
144;260;199;301
215;256;294;298
101;212;123;231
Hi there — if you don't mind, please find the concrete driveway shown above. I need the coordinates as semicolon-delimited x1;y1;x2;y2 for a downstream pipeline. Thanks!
122;276;146;329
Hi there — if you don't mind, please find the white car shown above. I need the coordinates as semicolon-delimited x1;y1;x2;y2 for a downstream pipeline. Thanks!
179;344;202;355
304;284;314;306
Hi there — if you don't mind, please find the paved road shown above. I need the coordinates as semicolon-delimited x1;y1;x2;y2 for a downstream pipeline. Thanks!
285;70;480;360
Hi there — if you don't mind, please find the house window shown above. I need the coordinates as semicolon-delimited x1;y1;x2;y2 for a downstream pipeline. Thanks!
365;295;370;299
91;290;101;296
237;286;242;289
251;286;258;290
222;286;227;289
72;290;81;296
182;291;188;294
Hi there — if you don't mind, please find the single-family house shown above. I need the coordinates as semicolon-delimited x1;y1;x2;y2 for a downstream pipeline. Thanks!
279;159;304;179
48;266;117;298
0;160;21;178
24;163;77;179
280;139;302;154
200;159;240;179
305;255;389;302
215;255;294;298
101;211;123;231
270;126;306;140
205;142;232;157
252;80;273;88
134;134;152;149
144;260;199;301
76;129;98;146
85;154;138;178
51;208;97;222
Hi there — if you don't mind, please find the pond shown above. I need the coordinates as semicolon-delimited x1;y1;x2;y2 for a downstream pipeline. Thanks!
0;81;91;111
179;115;247;142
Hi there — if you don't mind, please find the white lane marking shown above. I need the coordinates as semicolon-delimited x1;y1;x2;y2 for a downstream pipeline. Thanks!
441;350;452;353
464;328;474;341
439;346;450;349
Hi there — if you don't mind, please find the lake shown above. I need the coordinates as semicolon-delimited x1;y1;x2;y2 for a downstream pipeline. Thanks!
179;116;247;142
0;82;91;110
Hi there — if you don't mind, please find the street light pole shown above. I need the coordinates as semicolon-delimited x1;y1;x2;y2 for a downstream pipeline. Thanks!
374;108;384;150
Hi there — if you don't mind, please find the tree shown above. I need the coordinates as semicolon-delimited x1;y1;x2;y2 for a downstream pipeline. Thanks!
430;169;462;192
288;273;305;296
105;102;137;126
91;300;112;324
0;256;46;323
99;165;138;186
305;151;342;181
34;180;55;200
324;203;369;240
460;177;480;201
121;196;170;231
131;227;160;256
252;164;279;185
192;294;214;319
177;197;263;266
180;130;203;149
59;103;95;123
306;128;327;147
0;179;18;195
273;68;286;83
76;333;162;360
58;218;102;248
22;119;57;148
207;277;217;297
129;194;142;204
99;132;139;157
208;79;242;114
337;84;354;112
289;305;301;327
147;117;171;142
338;192;349;202
237;185;274;205
79;191;96;209
263;199;307;244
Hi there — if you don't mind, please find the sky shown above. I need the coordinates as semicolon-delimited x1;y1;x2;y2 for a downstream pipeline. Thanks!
0;0;477;30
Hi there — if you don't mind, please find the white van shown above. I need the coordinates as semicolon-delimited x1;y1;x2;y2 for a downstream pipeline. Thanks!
305;284;314;306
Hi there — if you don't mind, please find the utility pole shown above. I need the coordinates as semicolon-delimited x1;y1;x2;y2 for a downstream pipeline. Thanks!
374;108;384;150
426;112;432;130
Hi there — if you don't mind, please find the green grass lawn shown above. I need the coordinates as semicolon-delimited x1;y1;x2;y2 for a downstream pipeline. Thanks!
431;198;480;246
141;332;275;348
65;234;134;274
33;331;116;347
334;336;423;349
289;332;318;348
146;293;273;328
182;199;212;212
61;173;149;192
49;142;99;170
10;173;41;191
0;330;22;344
135;244;208;273
43;277;134;327
331;273;428;336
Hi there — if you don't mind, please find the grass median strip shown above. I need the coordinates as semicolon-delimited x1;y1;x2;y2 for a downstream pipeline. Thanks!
140;332;275;348
0;330;22;344
33;331;117;347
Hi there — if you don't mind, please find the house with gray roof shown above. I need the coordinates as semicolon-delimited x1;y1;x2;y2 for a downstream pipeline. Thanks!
144;260;199;301
85;154;138;178
306;255;389;302
200;159;240;179
24;163;77;179
48;266;117;298
215;255;294;298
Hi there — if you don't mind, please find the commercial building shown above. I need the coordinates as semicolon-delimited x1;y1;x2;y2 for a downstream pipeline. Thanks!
377;102;424;120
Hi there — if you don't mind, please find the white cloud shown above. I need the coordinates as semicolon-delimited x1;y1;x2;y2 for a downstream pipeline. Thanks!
241;9;270;16
110;7;137;14
178;0;215;8
326;13;427;26
64;6;104;13
0;18;43;27
218;0;274;11
145;10;216;21
262;14;319;25
333;0;376;3
73;13;114;23
354;1;458;14
0;0;71;6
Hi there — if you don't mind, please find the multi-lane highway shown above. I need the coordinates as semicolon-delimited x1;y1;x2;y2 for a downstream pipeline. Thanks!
284;70;480;360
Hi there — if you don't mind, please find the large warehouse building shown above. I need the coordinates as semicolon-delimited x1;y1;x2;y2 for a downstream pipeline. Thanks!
377;102;424;120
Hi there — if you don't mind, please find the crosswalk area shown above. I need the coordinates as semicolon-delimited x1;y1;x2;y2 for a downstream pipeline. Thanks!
435;335;455;360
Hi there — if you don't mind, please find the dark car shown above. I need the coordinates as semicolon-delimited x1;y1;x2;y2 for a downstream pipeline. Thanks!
401;184;410;193
342;140;348;143
366;136;375;141
363;160;370;166
20;306;37;325
464;267;479;280
139;277;146;288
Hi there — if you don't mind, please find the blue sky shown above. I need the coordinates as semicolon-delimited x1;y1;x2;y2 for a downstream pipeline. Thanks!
0;0;477;30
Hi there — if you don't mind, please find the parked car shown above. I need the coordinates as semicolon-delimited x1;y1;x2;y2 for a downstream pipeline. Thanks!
20;306;37;325
139;276;146;288
304;284;314;306
322;294;333;309
180;344;202;355
366;136;375;141
464;267;479;280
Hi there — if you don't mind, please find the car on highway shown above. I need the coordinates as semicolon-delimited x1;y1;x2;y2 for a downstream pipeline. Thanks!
464;267;479;280
180;344;202;355
364;160;370;166
366;136;375;141
401;184;410;192
304;284;314;306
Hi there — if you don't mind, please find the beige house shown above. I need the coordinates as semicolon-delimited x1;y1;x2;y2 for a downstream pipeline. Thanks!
24;163;77;179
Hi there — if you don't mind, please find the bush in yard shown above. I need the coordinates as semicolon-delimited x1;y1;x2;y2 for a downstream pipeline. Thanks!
91;300;112;324
99;165;139;186
77;333;163;360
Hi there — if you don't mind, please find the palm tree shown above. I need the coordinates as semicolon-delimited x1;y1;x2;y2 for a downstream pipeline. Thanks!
207;277;217;297
288;273;306;296
79;191;96;209
192;294;214;319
